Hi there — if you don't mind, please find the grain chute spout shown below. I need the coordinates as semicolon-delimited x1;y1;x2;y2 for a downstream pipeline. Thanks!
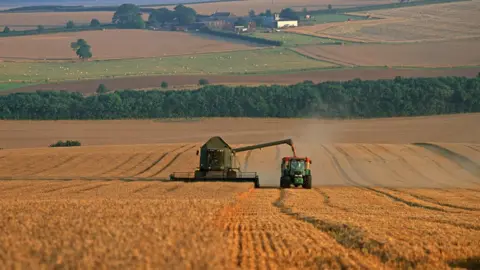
233;138;297;157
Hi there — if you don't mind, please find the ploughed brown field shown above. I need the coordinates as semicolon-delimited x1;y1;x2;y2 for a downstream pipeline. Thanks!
1;115;480;268
294;38;480;67
0;11;117;30
0;30;256;61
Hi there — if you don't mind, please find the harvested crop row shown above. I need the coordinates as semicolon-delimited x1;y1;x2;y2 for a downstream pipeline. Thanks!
283;187;480;268
215;188;384;269
395;188;480;210
0;196;237;268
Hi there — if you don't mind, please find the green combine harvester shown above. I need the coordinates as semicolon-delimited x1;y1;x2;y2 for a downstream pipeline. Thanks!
169;136;312;188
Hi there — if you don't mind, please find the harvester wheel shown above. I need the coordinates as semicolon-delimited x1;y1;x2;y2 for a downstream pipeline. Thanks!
303;175;312;189
254;178;260;188
280;176;291;188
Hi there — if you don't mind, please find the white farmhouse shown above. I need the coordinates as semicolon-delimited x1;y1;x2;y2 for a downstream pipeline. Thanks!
263;13;298;29
275;20;298;28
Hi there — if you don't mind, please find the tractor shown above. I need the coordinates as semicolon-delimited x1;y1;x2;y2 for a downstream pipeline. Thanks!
280;157;312;189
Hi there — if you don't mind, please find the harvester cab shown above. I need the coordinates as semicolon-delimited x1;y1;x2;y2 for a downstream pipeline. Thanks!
280;157;312;189
170;136;260;187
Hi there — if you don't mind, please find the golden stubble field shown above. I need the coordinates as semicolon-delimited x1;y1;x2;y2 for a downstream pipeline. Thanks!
0;30;256;61
1;114;480;268
294;38;480;67
0;11;117;30
293;0;480;43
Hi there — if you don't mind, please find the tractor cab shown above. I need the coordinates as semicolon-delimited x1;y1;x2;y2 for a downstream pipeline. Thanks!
280;157;312;189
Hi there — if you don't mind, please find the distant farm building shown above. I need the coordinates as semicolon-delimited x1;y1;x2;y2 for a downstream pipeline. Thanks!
263;13;298;28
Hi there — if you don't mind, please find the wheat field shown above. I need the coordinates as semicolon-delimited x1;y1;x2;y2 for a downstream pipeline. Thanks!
1;115;480;268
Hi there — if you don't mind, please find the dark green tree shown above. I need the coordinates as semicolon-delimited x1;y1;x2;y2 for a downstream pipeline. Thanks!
71;38;87;49
280;8;299;20
96;84;109;94
199;78;209;85
249;9;256;17
90;18;101;27
3;26;10;33
148;8;175;26
161;81;169;89
36;25;45;33
254;17;264;27
71;39;92;60
50;140;81;147
2;77;480;120
265;9;272;17
234;17;249;27
112;4;145;29
66;20;75;29
174;4;196;25
328;4;333;10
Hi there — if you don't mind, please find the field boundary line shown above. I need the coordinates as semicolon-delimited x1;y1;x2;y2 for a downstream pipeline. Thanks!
287;48;345;67
413;143;480;180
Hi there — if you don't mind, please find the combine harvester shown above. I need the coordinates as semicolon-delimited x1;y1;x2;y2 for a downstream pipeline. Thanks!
169;136;312;188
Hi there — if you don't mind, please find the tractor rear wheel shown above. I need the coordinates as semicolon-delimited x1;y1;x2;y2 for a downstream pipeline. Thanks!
280;176;291;188
254;177;260;188
302;175;312;189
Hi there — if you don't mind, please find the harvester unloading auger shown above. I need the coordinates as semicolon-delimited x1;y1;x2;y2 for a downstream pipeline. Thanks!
169;136;312;189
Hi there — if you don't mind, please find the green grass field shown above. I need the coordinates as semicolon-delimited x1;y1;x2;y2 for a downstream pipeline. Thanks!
250;32;341;46
0;82;32;91
0;48;335;83
306;14;369;24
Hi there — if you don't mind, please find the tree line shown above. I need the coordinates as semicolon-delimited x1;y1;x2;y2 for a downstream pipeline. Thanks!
1;76;479;120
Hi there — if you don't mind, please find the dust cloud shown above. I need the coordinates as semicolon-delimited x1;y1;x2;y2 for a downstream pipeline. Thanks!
251;119;345;187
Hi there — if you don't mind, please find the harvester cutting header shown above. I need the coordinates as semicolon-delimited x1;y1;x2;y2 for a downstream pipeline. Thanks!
169;136;312;189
